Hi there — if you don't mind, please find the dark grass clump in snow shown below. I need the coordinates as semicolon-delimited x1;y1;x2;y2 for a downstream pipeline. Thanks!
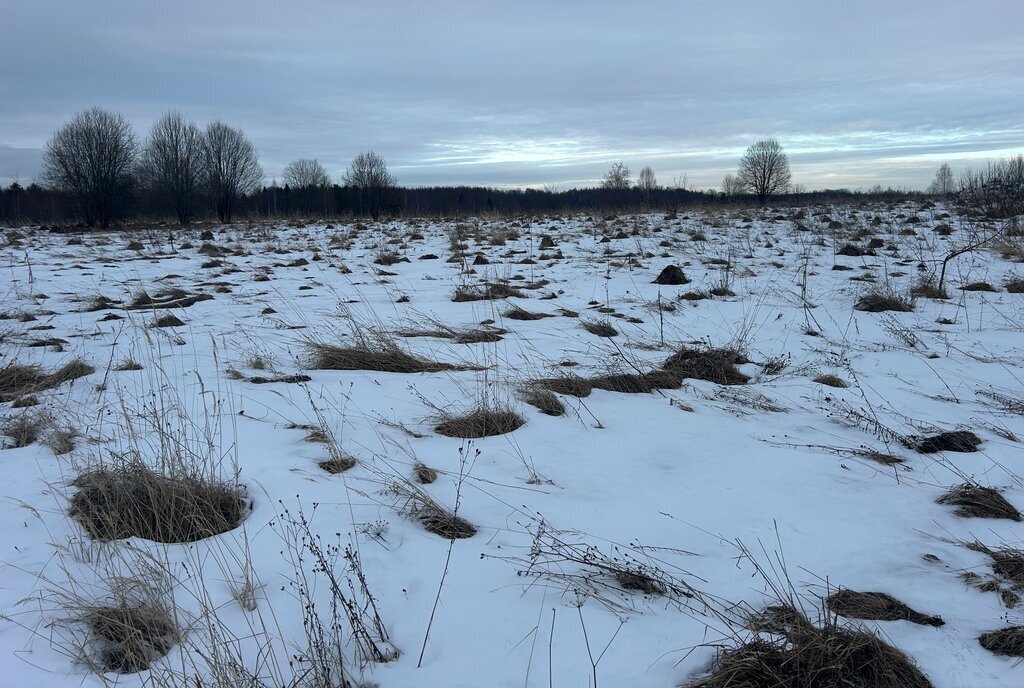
82;601;177;673
451;282;526;302
2;411;45;448
979;627;1024;657
127;288;212;310
535;375;593;398
937;483;1021;521
653;264;690;285
916;430;982;453
306;341;460;374
152;314;185;328
503;304;551;321
663;347;750;385
519;386;566;416
910;279;949;299
813;374;848;388
0;359;94;402
854;291;914;313
435;408;525;438
826;589;944;626
582;320;618;337
319;455;357;474
414;463;438;484
686;605;933;688
69;462;248;543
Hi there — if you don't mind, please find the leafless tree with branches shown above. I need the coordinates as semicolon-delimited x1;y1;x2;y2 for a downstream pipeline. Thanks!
137;112;203;225
343;151;397;218
201;121;263;222
42;107;138;228
282;158;330;189
737;138;791;203
601;161;631;190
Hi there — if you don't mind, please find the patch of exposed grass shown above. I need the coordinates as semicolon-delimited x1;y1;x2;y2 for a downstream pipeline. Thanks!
452;282;526;302
0;359;94;402
854;291;914;313
979;627;1024;657
305;340;460;374
937;483;1021;521
582;320;618;337
813;374;848;388
687;605;933;688
69;461;248;543
78;590;177;674
663;347;750;385
436;407;525;438
916;430;981;453
520;386;566;416
826;589;944;626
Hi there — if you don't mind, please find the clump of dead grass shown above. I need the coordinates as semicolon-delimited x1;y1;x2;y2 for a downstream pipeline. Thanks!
916;430;981;453
687;604;933;688
452;282;526;302
813;374;848;388
937;483;1021;521
979;627;1024;657
582;320;618;337
854;290;914;313
435;407;525;438
305;339;460;374
0;359;94;402
69;460;248;543
825;589;944;626
519;386;566;416
663;347;750;385
389;479;476;539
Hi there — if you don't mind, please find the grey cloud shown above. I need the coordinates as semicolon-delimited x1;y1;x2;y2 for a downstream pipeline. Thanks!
2;0;1022;191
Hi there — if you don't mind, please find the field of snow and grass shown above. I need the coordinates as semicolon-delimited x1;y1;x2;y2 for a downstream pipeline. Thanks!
1;202;1023;687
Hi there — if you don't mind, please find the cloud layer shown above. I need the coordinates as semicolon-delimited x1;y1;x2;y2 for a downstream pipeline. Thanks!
2;0;1022;190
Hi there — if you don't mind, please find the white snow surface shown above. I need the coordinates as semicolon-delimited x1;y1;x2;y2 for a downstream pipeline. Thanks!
0;204;1022;687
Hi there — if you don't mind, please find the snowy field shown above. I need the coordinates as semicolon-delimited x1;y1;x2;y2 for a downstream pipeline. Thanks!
1;203;1023;687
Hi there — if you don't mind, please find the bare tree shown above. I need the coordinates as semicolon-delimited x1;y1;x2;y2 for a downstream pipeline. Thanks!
138;111;202;225
202;121;263;222
282;159;330;189
42;107;138;228
672;173;689;191
343;151;397;218
736;138;791;203
601;161;631;190
927;163;955;196
636;166;658;204
958;155;1024;219
721;173;743;196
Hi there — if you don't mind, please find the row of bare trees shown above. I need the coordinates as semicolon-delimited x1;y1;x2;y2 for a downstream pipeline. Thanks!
41;108;400;227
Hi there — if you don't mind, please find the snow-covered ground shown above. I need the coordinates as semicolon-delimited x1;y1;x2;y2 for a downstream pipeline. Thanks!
1;203;1023;687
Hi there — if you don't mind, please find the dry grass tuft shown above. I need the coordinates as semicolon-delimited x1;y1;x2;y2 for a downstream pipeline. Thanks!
319;456;357;474
937;483;1021;521
414;463;438;484
520;386;566;416
3;411;45;448
81;598;177;673
687;604;933;688
813;374;848;388
535;375;593;398
910;279;949;299
127;288;212;310
663;347;750;385
826;589;944;626
152;314;185;328
435;408;525;438
69;461;248;543
0;359;94;402
854;291;914;313
452;282;527;302
306;341;459;374
979;627;1024;657
504;304;552;321
916;430;981;453
582;320;618;337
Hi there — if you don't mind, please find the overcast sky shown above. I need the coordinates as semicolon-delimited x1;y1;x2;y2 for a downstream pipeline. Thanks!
2;0;1022;191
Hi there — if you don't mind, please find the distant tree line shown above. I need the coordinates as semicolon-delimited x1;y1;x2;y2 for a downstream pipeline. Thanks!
1;108;1018;227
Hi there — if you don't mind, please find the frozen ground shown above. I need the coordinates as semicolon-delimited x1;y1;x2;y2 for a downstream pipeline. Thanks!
1;203;1023;686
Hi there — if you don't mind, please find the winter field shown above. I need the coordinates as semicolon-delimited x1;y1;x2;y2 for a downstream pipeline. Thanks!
1;202;1023;687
